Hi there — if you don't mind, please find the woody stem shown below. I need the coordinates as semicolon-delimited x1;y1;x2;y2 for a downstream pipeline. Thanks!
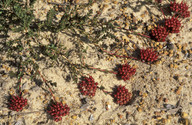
87;65;117;74
97;87;112;95
17;66;24;96
117;27;151;38
37;70;56;102
18;75;22;96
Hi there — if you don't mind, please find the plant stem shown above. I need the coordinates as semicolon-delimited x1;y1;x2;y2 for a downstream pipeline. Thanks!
62;54;117;75
117;27;151;38
95;43;138;60
62;55;85;77
47;2;84;6
97;87;112;95
160;8;166;19
37;70;56;102
131;31;151;38
87;65;117;74
18;74;22;96
17;66;24;96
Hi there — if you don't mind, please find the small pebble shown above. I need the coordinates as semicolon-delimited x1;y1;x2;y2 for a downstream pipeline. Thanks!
72;115;77;120
168;53;173;57
125;23;129;29
156;116;162;120
180;118;189;125
163;104;175;109
167;115;172;119
110;119;115;123
181;112;188;118
175;87;181;95
167;119;170;123
89;114;94;121
14;121;23;125
142;93;148;97
166;43;174;50
161;110;165;114
155;60;161;65
141;14;145;18
142;120;147;124
161;118;167;124
154;111;161;116
22;89;29;95
118;113;123;119
173;64;178;69
137;107;142;112
106;105;111;110
43;100;48;104
81;103;89;111
54;96;60;102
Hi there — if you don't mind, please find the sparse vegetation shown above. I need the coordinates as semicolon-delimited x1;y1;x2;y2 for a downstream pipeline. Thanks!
0;0;191;124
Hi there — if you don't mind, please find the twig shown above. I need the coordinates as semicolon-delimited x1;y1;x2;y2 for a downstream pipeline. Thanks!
17;66;24;96
62;54;116;75
87;65;117;74
160;8;166;19
47;2;84;6
96;44;138;60
37;70;56;102
97;87;112;95
62;55;85;77
1;110;44;117
12;110;44;116
117;27;151;39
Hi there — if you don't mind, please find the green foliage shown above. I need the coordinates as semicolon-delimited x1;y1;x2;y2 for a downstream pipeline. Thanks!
46;8;56;28
8;71;17;78
41;44;61;60
1;0;120;84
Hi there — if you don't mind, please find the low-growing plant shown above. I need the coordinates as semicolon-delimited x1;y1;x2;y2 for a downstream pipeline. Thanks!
0;0;191;123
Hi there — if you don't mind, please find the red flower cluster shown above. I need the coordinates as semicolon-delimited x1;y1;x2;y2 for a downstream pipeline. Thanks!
8;95;28;112
140;48;158;63
117;64;136;81
151;26;169;42
113;85;132;105
165;16;181;33
170;1;190;18
47;102;70;122
78;76;98;97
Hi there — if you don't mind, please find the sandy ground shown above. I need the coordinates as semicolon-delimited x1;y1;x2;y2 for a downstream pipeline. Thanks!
0;0;192;125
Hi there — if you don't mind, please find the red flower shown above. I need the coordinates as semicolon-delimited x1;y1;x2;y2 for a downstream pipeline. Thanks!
8;95;28;112
140;48;158;63
151;26;169;42
117;64;136;81
47;102;70;122
165;16;181;33
113;85;132;105
78;76;98;97
170;1;190;18
170;1;180;12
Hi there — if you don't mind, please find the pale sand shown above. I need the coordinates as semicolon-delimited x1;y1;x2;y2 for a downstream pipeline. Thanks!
0;0;192;125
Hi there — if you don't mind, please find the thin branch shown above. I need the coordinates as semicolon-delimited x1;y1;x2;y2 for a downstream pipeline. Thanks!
37;70;56;102
87;65;117;74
